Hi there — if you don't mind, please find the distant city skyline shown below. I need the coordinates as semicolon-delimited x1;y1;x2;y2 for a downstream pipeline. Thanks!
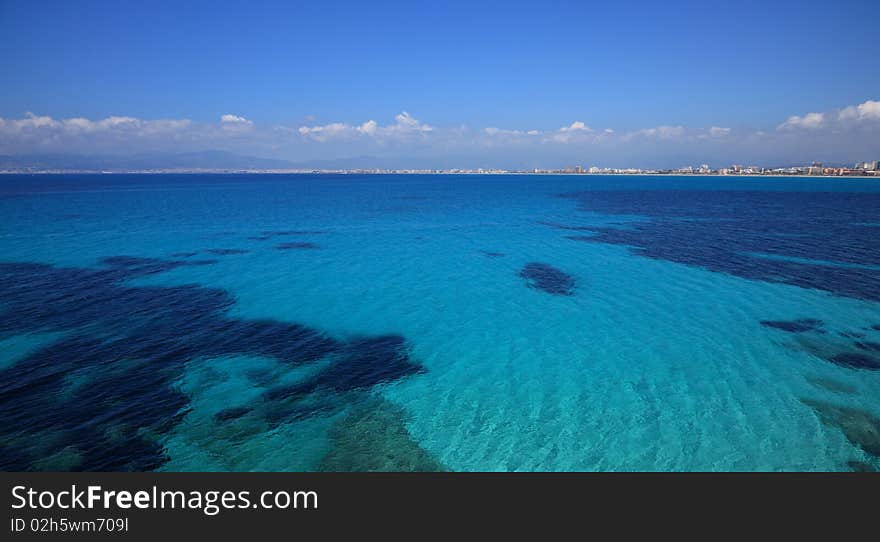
1;0;878;168
2;149;878;176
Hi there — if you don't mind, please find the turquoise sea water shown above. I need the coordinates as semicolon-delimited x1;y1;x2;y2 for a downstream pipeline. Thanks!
2;173;880;471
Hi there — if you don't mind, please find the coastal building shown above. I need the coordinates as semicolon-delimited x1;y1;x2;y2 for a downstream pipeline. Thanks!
807;162;824;176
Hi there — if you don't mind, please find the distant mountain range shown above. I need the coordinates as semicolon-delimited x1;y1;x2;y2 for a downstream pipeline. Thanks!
0;151;310;171
0;151;508;171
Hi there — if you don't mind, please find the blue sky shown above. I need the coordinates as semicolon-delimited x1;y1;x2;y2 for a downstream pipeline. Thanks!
1;0;878;167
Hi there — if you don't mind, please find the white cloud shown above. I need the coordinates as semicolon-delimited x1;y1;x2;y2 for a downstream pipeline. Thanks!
139;119;192;133
219;114;253;134
485;126;547;137
545;120;595;143
634;125;685;139
382;111;433;135
358;120;378;135
220;114;253;126
480;126;543;147
0;113;192;138
297;112;433;142
488;120;687;145
560;121;590;132
0;112;59;132
839;99;880;121
394;112;428;131
2;98;878;167
100;116;140;128
297;122;352;142
61;115;142;132
484;127;534;137
0;113;199;154
778;112;825;130
777;99;880;132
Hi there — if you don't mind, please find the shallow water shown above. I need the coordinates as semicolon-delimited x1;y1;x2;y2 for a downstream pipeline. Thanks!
1;173;879;471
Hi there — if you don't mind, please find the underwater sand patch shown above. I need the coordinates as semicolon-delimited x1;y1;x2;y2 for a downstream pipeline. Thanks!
317;398;444;472
801;398;880;457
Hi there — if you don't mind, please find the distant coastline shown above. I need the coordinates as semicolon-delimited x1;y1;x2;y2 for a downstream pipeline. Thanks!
1;169;878;178
3;151;876;178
